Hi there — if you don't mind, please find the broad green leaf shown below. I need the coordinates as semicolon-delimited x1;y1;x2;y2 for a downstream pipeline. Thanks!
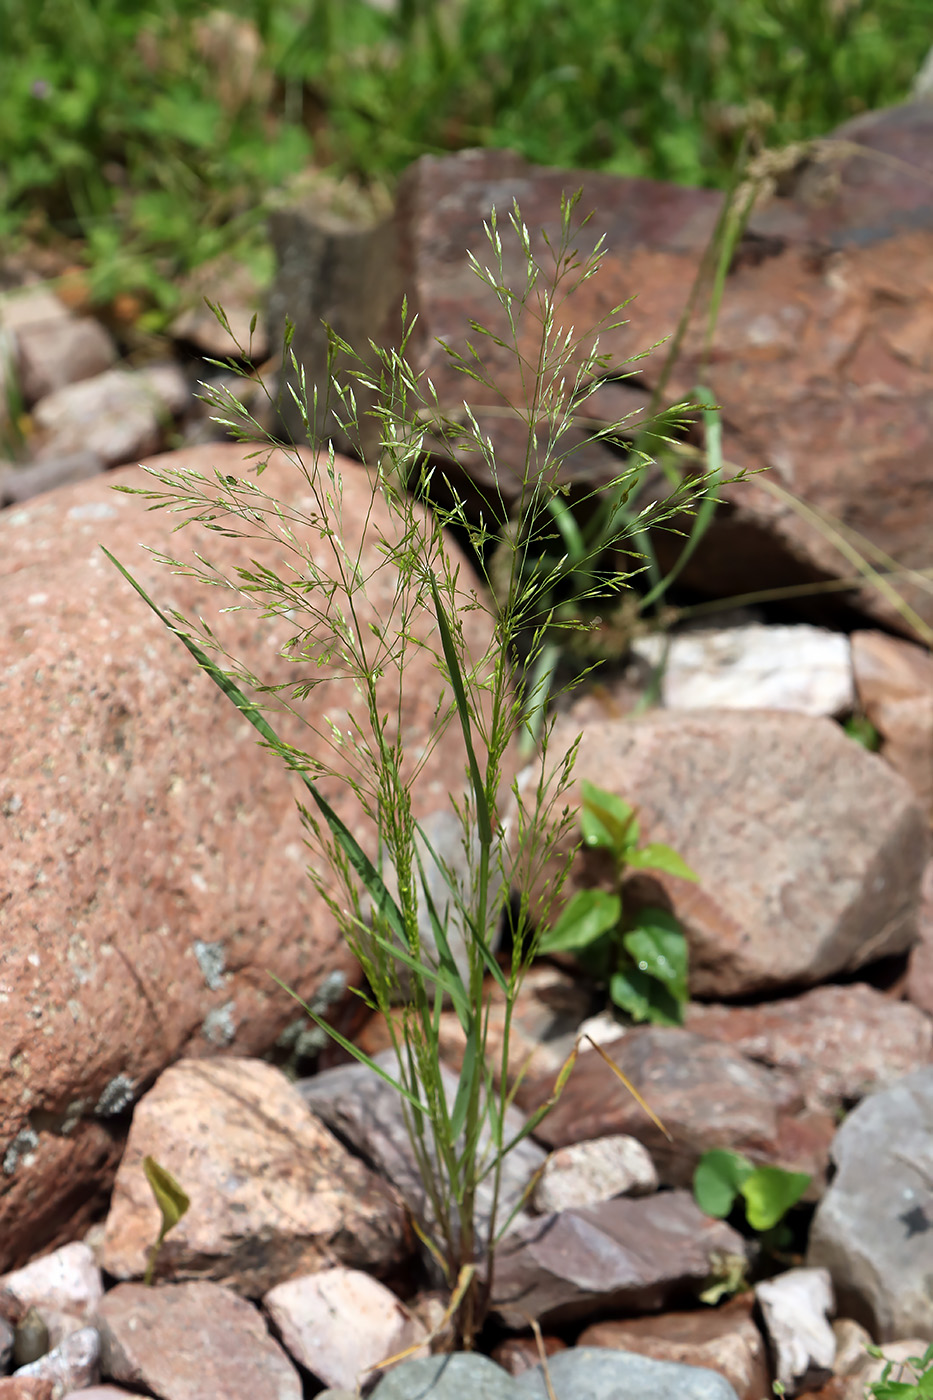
693;1148;754;1219
623;907;689;1004
143;1156;190;1236
626;843;699;882
609;966;654;1022
740;1165;811;1231
581;779;638;855
537;888;621;954
611;966;683;1027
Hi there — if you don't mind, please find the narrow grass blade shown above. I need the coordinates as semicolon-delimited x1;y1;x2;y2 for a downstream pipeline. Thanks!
638;386;721;612
102;548;409;943
582;1034;671;1140
269;974;428;1114
429;571;492;846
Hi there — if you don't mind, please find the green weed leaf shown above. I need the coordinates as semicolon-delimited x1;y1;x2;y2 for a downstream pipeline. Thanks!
581;780;638;855
693;1148;754;1219
741;1164;811;1231
143;1156;190;1234
622;907;688;1005
537;888;620;954
142;1155;190;1285
626;843;699;882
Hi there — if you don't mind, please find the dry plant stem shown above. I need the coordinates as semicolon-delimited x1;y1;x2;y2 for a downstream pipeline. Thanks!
109;194;717;1347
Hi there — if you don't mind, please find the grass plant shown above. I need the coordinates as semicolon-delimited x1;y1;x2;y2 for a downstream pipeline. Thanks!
107;194;721;1347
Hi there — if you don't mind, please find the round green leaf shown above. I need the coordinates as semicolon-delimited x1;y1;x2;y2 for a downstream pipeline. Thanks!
693;1148;754;1219
740;1165;811;1231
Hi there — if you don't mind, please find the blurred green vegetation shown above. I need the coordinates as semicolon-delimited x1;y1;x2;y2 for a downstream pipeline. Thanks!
1;0;928;311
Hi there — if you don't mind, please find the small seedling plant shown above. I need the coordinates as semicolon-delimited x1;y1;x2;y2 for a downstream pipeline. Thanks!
537;779;697;1025
868;1343;933;1400
107;195;722;1348
693;1146;810;1298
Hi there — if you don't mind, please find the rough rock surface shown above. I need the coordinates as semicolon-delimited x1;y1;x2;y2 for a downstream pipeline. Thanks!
396;108;933;631
370;1354;520;1400
906;861;933;1014
518;1347;742;1400
31;367;186;467
531;1134;658;1214
298;1052;545;1247
0;451;104;507
541;710;927;998
0;1243;103;1349
852;630;933;821
491;1190;746;1328
100;1058;407;1293
0;1381;54;1399
96;1281;301;1400
371;1349;742;1399
577;1295;769;1400
807;1065;933;1339
756;1268;836;1397
13;1327;100;1395
0;289;117;406
685;983;933;1113
528;1026;834;1188
0;442;497;1270
263;1268;427;1390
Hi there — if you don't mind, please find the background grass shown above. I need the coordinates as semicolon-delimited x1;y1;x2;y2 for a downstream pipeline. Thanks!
1;0;930;314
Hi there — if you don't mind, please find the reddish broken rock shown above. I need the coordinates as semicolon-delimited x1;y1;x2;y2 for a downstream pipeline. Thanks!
577;1294;770;1400
0;1381;54;1400
852;630;933;822
0;442;499;1271
685;983;933;1113
541;710;927;999
395;108;933;631
906;861;933;1014
96;1280;301;1400
491;1189;745;1329
100;1058;408;1294
527;1026;833;1188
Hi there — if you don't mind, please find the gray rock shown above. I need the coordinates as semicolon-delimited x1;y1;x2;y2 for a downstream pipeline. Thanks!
298;1051;544;1251
0;450;104;506
32;367;182;468
0;1314;12;1372
16;315;117;406
14;1325;100;1392
756;1267;835;1396
807;1065;933;1340
0;1241;103;1351
370;1354;519;1400
517;1347;741;1399
491;1190;747;1329
267;190;398;463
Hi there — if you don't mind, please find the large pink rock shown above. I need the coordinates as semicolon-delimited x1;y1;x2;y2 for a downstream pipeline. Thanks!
0;442;498;1269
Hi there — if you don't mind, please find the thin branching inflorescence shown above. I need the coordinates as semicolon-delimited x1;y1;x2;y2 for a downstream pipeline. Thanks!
108;194;723;1348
